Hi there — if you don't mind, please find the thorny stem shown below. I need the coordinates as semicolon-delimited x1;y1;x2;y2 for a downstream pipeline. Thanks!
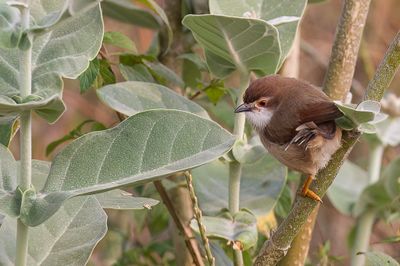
16;1;32;266
229;72;249;266
351;145;384;266
185;172;215;266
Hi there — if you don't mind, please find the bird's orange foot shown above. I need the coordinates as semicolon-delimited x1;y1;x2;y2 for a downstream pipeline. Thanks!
300;175;323;203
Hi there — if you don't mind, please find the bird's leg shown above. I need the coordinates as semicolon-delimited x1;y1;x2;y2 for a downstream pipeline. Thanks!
301;175;322;203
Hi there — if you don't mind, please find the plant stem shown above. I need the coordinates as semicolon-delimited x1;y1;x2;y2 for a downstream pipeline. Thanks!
364;31;400;102
16;2;32;266
185;172;215;266
323;0;371;101
350;144;384;266
228;72;249;266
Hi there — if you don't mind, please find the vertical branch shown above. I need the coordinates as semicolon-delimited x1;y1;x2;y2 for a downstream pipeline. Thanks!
350;144;384;266
16;1;32;266
323;0;371;100
229;72;249;266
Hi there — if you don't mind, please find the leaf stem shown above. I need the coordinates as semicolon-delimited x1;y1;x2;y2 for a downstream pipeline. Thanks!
350;144;384;266
16;2;32;266
228;72;249;266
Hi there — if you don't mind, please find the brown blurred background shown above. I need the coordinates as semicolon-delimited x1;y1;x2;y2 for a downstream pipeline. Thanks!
9;0;400;264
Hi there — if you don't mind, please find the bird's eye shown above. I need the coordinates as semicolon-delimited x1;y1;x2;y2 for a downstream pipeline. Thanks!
258;100;267;107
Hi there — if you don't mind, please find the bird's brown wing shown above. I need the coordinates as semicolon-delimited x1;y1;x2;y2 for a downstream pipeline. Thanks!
265;100;342;145
299;101;343;125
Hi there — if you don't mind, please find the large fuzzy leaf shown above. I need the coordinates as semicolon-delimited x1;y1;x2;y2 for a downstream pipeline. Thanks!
0;3;103;123
0;145;18;217
97;81;209;118
191;210;258;250
19;110;234;225
327;161;369;215
209;0;307;66
182;15;281;78
192;154;286;216
0;197;107;266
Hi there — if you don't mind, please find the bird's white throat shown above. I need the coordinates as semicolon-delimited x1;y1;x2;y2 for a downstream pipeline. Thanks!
245;108;274;131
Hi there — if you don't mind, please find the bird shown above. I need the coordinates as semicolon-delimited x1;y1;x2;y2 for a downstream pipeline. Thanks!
234;75;343;203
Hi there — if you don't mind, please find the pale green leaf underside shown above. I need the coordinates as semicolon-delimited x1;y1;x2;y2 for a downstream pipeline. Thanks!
97;81;209;118
327;161;369;215
359;251;400;266
191;210;258;250
192;154;286;216
21;110;234;225
0;4;103;123
208;0;307;66
182;14;281;78
0;197;107;266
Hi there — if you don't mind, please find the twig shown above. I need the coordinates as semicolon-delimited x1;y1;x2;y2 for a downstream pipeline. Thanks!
185;172;215;266
323;0;372;101
364;31;400;101
153;180;203;266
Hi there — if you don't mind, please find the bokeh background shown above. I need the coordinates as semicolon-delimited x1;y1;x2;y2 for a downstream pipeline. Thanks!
8;0;400;265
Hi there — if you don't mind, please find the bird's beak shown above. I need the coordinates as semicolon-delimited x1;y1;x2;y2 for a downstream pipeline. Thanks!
234;103;252;113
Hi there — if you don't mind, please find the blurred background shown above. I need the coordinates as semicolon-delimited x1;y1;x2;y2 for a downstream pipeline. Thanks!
8;0;400;265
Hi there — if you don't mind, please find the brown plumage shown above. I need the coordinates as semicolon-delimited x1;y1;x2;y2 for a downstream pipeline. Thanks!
235;75;343;202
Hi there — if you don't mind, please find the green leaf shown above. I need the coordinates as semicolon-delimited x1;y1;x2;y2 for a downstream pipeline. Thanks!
95;190;158;210
374;118;400;146
210;241;233;266
20;109;234;225
178;53;207;71
383;156;400;199
0;116;18;147
101;0;160;29
30;158;159;211
274;184;292;219
137;0;173;52
182;58;202;89
0;197;107;266
98;59;116;86
190;210;258;250
209;0;306;66
0;144;19;217
353;182;393;217
119;64;155;82
334;100;386;132
79;58;100;94
203;80;227;105
192;154;286;216
232;136;267;164
0;4;103;123
182;14;281;78
103;31;137;52
97;81;209;118
0;3;21;48
357;251;400;266
327;161;369;215
145;62;184;88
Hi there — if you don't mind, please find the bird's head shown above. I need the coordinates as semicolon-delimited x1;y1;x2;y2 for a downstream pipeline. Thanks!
234;75;282;131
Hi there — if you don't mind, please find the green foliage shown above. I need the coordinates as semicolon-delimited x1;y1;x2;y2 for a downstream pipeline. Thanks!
103;31;137;52
0;116;18;147
97;81;209;118
46;120;106;156
0;197;107;266
357;251;400;266
191;210;258;251
192;154;286;217
334;100;387;133
0;4;103;123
